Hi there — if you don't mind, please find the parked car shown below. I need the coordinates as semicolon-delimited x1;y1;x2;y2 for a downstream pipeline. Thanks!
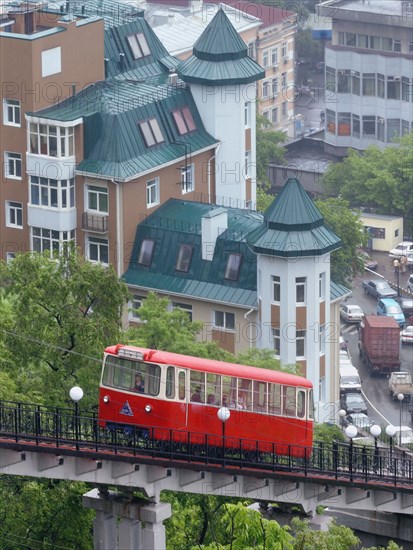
340;392;368;414
389;241;413;259
341;412;373;432
408;274;413;293
359;250;378;271
400;326;413;344
392;426;413;447
340;304;364;324
397;297;413;320
376;298;405;327
362;279;397;299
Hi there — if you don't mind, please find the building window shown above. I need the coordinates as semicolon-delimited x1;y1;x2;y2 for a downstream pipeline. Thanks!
362;116;376;138
213;310;235;330
244;102;251;127
3;99;20;126
138;239;155;266
402;78;410;102
176;244;193;273
325;66;336;92
262;81;269;99
393;40;401;52
281;101;287;119
225;253;242;281
87;236;109;264
338;113;351;136
41;47;61;77
281;72;287;89
272;275;281;302
262;49;269;68
387;119;400;142
352;114;360;138
271;107;278;124
146;177;159;208
86;185;108;213
281;42;287;58
29;123;74;157
172;302;193;322
377;117;385;141
31;177;75;209
139;118;164;147
352;71;360;95
129;294;145;321
172;107;196;135
357;34;368;48
387;78;401;100
382;37;392;51
263;111;270;121
369;227;385;239
362;73;376;96
244;150;251;178
271;77;279;97
181;164;194;194
4;152;22;179
337;70;351;93
326;110;336;134
377;73;385;98
296;277;306;303
345;33;356;47
32;228;75;256
319;325;325;355
247;42;255;59
272;328;280;357
395;229;399;238
127;33;150;59
6;201;23;228
6;252;15;263
296;330;305;358
271;47;278;66
319;272;325;299
369;35;380;50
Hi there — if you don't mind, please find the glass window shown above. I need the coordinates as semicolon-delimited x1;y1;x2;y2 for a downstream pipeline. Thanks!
282;101;287;119
179;371;186;400
247;42;255;59
31;177;75;209
271;77;278;97
319;324;326;355
29;123;74;157
357;34;368;48
369;36;381;49
338;112;351;135
181;164;194;194
337;31;344;45
190;371;205;403
244;102;250;127
387;79;401;100
352;71;360;95
337;70;351;93
268;383;281;415
296;277;306;303
166;366;175;399
393;40;401;52
225;253;242;281
138;239;155;266
130;295;145;320
3;99;20;126
206;373;221;406
325;67;336;92
262;49;269;67
296;330;305;358
139;118;164;147
363;73;376;96
283;386;296;416
382;37;392;51
86;185;107;213
377;74;385;98
172;107;196;135
272;275;281;302
106;357;160;396
213;310;235;330
237;378;252;410
6;201;23;228
272;328;280;357
4;152;22;179
87;236;108;264
271;107;278;124
271;47;278;66
401;78;411;102
402;119;410;135
363;116;376;138
32;227;75;257
262;81;269;99
387;119;400;142
146;177;159;208
176;244;193;273
297;390;306;418
252;380;267;413
127;32;150;59
326;109;336;134
345;33;356;47
352;114;360;138
281;72;287;89
172;302;193;322
377;117;385;141
281;41;287;58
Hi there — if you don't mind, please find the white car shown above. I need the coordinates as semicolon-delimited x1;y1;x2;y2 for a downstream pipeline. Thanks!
393;426;413;446
389;241;413;259
400;326;413;344
340;304;364;323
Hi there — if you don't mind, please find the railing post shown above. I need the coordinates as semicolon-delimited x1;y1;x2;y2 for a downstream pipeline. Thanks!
332;442;338;479
35;407;41;445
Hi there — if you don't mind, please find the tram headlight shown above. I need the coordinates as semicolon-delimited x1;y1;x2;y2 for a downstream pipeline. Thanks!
103;395;110;403
145;404;152;413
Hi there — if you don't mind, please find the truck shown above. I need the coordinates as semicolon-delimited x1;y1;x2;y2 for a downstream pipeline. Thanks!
388;372;413;400
358;315;401;375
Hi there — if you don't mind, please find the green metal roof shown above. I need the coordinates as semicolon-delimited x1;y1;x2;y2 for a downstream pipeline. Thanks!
330;281;351;303
247;178;342;257
123;199;262;307
177;8;264;85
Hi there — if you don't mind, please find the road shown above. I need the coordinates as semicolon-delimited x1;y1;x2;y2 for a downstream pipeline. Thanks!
340;251;413;429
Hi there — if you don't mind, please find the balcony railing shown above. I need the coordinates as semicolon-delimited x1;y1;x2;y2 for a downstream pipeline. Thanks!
82;212;108;233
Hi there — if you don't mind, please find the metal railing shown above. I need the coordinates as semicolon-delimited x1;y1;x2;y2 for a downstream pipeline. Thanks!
0;400;411;487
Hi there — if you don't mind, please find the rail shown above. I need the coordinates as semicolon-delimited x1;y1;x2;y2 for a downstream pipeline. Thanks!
0;401;412;488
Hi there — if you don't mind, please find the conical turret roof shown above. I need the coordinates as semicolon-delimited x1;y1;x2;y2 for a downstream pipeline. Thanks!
247;178;341;257
177;8;265;85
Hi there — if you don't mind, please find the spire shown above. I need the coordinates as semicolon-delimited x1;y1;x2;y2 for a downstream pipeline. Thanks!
177;7;265;85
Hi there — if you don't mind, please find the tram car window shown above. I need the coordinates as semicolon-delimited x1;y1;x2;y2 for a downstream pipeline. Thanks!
166;366;175;399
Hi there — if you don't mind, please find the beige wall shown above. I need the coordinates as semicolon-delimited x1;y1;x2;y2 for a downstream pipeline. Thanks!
360;215;404;252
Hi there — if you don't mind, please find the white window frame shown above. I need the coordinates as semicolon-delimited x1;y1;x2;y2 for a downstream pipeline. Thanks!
272;327;280;358
271;47;278;66
181;164;194;194
262;80;269;99
146;177;160;208
262;49;269;68
271;77;279;97
213;310;235;331
244;101;251;127
271;107;278;125
272;275;281;302
32;228;75;257
296;277;306;304
244;150;251;179
129;294;145;321
3;99;21;126
86;235;109;265
30;176;75;210
319;325;326;355
172;301;193;322
6;201;23;228
319;272;325;300
225;253;242;281
296;329;306;358
6;252;15;263
4;152;22;179
86;185;108;214
281;42;287;59
127;33;150;59
29;123;74;158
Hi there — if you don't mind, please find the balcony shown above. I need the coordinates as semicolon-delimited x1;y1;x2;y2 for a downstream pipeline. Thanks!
82;212;108;233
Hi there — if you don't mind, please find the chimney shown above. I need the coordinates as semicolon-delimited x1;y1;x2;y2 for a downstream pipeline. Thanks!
168;72;177;85
201;207;227;261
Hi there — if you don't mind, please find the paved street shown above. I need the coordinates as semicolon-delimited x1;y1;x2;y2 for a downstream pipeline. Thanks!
341;251;413;428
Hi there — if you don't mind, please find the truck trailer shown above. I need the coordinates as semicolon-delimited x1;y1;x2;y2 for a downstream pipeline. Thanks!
358;315;401;375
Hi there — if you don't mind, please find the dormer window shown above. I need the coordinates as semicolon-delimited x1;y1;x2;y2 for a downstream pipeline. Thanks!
225;253;242;281
176;244;193;273
138;239;155;267
127;33;150;59
139;118;164;147
172;107;196;135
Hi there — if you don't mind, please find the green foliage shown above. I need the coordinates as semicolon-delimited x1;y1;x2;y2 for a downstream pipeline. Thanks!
314;423;345;444
236;348;300;375
0;248;130;407
315;198;367;285
290;517;360;549
321;133;413;237
362;542;403;550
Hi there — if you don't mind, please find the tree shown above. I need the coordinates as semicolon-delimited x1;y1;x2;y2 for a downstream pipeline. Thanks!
0;248;130;407
290;517;360;550
236;348;300;375
315;198;367;286
321;133;413;238
256;113;286;212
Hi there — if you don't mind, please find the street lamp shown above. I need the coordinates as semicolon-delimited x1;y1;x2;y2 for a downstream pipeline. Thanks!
393;259;401;297
397;393;404;444
345;424;358;482
217;406;230;460
370;424;381;472
70;386;84;450
339;409;347;432
385;424;397;468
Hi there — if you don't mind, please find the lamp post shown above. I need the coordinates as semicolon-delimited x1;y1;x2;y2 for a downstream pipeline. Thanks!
217;406;230;461
393;259;400;297
345;424;358;482
385;424;397;471
339;409;347;433
70;386;84;451
370;424;381;472
397;393;404;444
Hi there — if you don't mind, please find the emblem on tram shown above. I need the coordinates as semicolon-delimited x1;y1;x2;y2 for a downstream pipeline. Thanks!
120;401;133;416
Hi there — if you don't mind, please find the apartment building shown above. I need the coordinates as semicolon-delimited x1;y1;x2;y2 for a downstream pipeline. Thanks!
146;0;298;137
318;0;413;156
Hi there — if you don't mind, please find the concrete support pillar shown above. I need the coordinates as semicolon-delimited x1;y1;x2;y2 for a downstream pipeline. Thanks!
83;488;172;550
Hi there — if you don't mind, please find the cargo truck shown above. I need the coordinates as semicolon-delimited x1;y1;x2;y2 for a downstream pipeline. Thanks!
358;315;401;375
388;372;413;399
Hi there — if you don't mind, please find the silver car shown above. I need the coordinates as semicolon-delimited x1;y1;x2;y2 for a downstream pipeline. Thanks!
340;304;364;324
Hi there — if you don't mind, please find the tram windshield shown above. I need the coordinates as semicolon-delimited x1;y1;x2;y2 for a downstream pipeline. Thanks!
102;354;161;396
